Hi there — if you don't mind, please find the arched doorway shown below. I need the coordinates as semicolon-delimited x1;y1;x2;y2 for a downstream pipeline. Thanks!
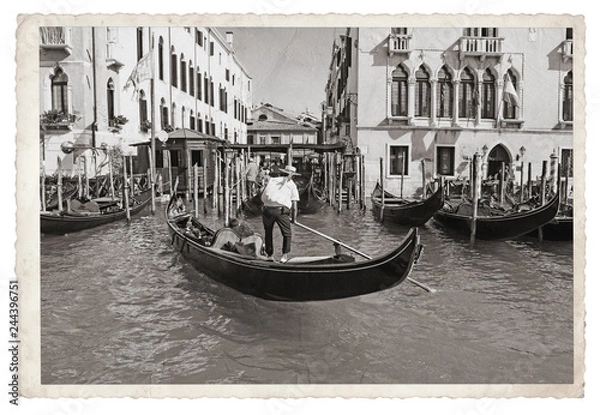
486;145;511;178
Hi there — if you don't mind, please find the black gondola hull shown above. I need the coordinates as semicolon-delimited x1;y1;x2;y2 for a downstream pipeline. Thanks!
371;184;444;226
169;222;420;302
40;190;152;235
434;191;561;240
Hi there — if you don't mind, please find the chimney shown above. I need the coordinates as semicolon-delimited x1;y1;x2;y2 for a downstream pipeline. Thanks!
226;31;234;49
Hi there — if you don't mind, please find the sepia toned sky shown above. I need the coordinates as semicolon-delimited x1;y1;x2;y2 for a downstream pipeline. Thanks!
217;27;345;117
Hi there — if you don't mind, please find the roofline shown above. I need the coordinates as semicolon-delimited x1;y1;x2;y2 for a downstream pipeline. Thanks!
209;27;253;80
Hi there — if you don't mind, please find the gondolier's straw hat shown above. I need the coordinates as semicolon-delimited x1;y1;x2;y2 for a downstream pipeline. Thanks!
281;165;299;176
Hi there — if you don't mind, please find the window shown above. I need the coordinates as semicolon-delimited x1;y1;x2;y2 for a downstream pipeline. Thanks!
566;28;573;40
158;37;164;81
190;110;195;130
459;67;476;119
210;41;214;56
155;150;164;169
210;78;215;107
391;65;408;116
169;150;181;168
160;99;169;129
203;74;209;104
415;66;431;117
561;148;573;178
271;136;281;145
188;62;194;96
196;69;202;100
51;67;69;113
136;27;144;61
196;30;203;47
180;55;187;92
107;79;115;125
389;145;409;176
170;49;178;87
391;27;408;35
205;119;210;134
437;66;453;119
258;114;268;121
248;134;254;145
138;90;148;126
481;68;496;119
563;71;573;122
503;70;518;120
259;135;266;145
465;28;498;37
191;150;203;167
225;69;230;81
436;146;455;176
181;106;186;128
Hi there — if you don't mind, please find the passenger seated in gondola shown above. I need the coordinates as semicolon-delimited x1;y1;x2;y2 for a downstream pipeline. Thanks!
227;218;255;238
168;194;187;218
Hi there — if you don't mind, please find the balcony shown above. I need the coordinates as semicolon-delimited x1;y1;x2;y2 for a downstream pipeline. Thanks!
388;34;412;55
459;36;504;61
39;27;72;55
40;110;77;131
561;40;573;62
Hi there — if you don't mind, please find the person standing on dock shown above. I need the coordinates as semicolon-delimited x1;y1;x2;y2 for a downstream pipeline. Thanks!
261;165;300;263
245;156;259;198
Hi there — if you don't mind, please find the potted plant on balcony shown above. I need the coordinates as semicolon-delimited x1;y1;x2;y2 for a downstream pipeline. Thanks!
40;109;76;130
110;115;129;133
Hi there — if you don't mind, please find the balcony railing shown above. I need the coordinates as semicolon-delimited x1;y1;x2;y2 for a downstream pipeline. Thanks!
561;40;573;62
40;27;72;54
388;34;412;55
459;36;504;60
40;110;77;131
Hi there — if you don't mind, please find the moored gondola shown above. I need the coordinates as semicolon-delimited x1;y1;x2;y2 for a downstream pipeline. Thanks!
434;189;561;241
167;197;422;302
40;188;152;235
371;182;444;226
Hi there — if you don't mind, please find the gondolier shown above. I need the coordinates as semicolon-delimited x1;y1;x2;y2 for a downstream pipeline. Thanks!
261;165;300;262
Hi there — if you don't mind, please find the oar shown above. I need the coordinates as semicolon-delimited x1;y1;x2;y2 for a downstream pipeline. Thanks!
293;221;435;293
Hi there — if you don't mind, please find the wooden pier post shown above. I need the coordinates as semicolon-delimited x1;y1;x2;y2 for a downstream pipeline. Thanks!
167;150;173;196
361;155;366;210
400;153;404;199
122;155;131;224
56;156;63;211
203;156;208;214
520;160;525;204
129;156;134;197
541;160;548;204
550;149;558;195
470;152;481;247
338;157;343;214
379;157;385;222
193;164;199;218
83;155;90;199
224;154;230;227
527;162;532;201
421;158;426;200
499;161;505;207
40;159;47;212
213;150;219;210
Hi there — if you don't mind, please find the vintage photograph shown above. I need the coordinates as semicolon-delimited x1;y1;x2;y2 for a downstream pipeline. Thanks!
17;13;584;399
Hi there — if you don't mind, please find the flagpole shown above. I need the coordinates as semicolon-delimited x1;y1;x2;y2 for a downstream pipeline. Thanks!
149;28;156;214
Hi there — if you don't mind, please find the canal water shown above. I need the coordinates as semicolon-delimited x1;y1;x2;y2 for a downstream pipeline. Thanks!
40;200;573;385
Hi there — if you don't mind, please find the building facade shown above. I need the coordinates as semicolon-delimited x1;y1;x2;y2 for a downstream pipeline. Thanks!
247;103;319;146
324;27;574;197
39;26;252;176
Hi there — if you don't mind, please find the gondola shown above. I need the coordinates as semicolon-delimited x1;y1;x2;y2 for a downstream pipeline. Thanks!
40;188;152;235
371;182;444;226
296;175;327;214
433;189;561;240
167;196;423;302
